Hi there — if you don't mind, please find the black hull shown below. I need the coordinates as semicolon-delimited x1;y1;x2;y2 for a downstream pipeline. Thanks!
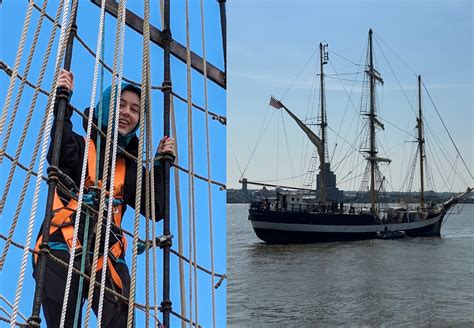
249;209;445;244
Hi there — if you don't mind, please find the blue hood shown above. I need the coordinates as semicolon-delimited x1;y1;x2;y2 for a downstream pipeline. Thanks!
94;82;142;149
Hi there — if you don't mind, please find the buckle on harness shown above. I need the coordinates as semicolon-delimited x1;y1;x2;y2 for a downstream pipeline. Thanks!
108;249;119;263
83;186;101;206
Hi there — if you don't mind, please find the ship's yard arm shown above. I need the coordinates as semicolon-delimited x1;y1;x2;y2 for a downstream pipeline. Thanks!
269;96;325;184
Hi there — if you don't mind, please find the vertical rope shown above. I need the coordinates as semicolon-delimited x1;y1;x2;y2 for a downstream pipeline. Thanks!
0;0;65;270
72;210;91;328
0;0;58;212
145;163;151;327
0;0;49;167
184;0;198;325
157;5;180;327
96;0;127;325
146;89;159;327
83;0;126;325
142;0;151;327
72;8;107;326
144;113;151;328
126;0;149;323
170;98;187;328
58;0;108;325
198;1;216;327
9;0;76;326
0;1;34;143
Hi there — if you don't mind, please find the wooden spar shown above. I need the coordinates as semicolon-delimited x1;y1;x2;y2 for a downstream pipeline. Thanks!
368;29;377;215
319;43;327;204
417;75;425;208
269;98;324;159
90;0;226;89
217;0;227;73
29;4;79;327
239;179;317;193
162;0;172;326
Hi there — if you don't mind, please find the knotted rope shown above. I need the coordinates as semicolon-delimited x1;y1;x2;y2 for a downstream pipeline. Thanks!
9;0;77;326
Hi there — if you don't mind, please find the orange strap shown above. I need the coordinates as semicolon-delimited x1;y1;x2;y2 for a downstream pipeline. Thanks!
34;138;128;290
93;237;127;290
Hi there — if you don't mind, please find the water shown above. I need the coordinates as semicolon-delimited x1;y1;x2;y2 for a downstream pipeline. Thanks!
227;203;474;327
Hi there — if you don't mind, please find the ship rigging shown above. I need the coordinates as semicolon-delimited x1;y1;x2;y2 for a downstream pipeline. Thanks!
242;29;472;244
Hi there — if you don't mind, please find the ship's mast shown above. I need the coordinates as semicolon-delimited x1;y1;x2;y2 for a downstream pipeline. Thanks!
417;75;425;208
369;29;377;213
366;29;385;215
319;43;328;204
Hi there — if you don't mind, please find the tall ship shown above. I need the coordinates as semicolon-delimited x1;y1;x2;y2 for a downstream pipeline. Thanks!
246;29;472;244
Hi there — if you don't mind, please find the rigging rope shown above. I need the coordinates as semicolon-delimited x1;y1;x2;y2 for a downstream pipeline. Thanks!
329;47;363;67
0;233;189;327
0;146;226;279
372;32;418;78
422;81;473;180
300;54;318;186
0;1;34;147
0;0;65;270
127;0;147;324
279;110;297;187
57;0;107;326
0;0;49;168
424;118;469;189
0;296;28;322
53;0;105;327
199;1;216;326
82;0;127;325
326;49;367;186
0;63;227;188
184;0;199;325
30;1;226;126
170;98;188;328
280;49;318;101
10;0;76;326
373;37;417;117
239;108;276;179
142;4;157;322
72;10;107;327
144;66;156;328
1;2;227;326
98;0;128;325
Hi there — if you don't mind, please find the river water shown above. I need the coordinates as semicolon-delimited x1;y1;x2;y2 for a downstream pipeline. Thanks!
227;203;474;327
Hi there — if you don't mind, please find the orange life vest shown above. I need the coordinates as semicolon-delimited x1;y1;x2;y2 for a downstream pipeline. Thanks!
35;139;127;290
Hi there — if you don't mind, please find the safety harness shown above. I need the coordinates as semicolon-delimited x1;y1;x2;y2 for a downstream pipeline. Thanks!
35;139;127;290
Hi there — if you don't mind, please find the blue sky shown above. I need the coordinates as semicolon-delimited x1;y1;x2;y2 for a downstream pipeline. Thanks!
0;0;226;327
228;0;473;193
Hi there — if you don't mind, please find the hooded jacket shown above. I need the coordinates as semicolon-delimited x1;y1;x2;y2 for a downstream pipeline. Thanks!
45;84;164;249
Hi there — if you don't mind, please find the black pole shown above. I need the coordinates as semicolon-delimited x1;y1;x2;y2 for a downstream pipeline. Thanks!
368;28;376;214
161;0;172;326
28;4;78;327
217;0;226;77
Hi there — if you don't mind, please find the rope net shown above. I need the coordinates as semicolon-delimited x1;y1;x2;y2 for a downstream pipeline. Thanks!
0;1;226;327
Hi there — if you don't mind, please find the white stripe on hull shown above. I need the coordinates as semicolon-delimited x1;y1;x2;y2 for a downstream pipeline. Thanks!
251;213;443;233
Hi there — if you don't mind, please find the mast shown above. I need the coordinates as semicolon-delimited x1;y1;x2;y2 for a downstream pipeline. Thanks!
417;75;425;208
369;29;376;214
319;43;328;204
366;28;385;215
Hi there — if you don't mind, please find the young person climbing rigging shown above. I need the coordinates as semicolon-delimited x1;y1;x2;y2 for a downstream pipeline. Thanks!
33;69;175;327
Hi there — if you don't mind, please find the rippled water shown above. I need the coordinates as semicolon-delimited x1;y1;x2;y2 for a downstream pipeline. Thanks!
227;203;474;327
